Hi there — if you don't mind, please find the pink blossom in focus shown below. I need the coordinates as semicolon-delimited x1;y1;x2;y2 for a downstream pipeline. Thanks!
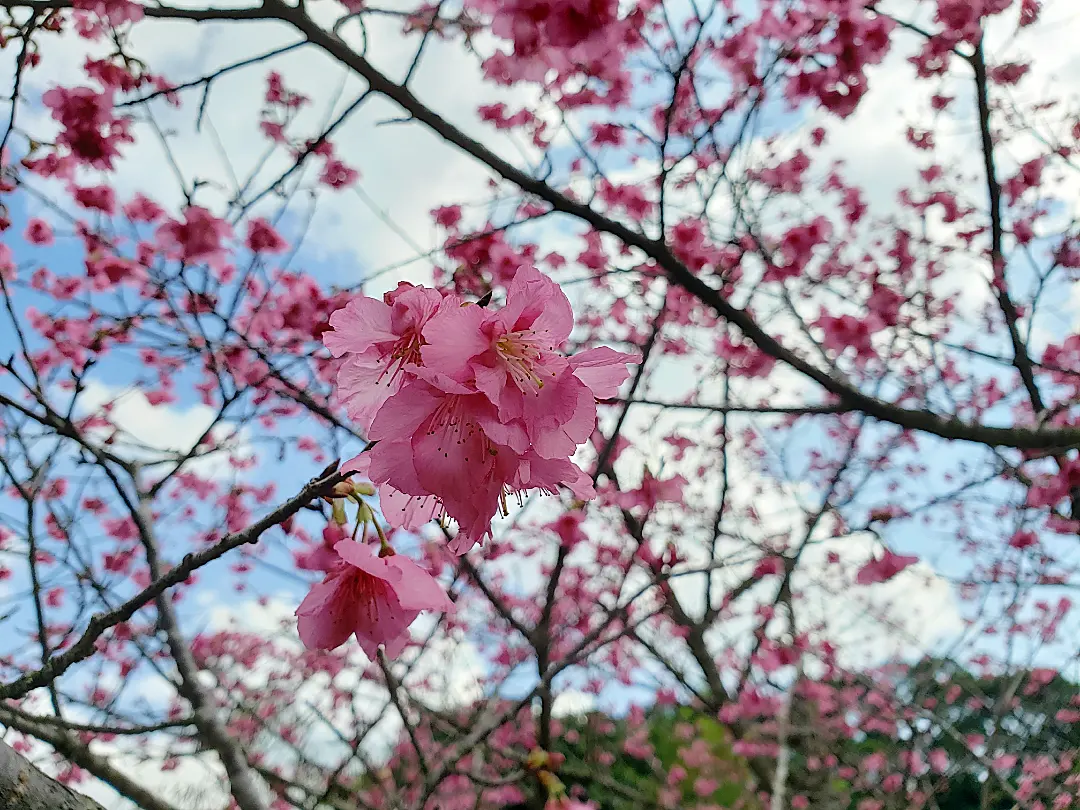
421;267;635;458
295;539;452;658
328;269;634;550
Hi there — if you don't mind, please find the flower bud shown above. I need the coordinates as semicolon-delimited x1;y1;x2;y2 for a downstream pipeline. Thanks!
526;748;550;771
331;481;355;498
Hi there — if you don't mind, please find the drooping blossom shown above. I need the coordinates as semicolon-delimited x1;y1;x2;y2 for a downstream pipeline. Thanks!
328;268;635;552
295;539;452;657
354;378;594;554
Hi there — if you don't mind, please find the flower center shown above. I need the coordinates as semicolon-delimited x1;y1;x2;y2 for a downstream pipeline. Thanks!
424;395;501;466
343;568;387;621
378;330;424;385
495;330;553;393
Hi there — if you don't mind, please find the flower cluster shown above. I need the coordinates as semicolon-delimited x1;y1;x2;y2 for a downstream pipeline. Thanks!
324;267;638;554
294;269;635;657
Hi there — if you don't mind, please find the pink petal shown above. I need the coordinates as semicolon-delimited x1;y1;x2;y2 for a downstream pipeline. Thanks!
419;303;489;380
323;296;395;357
334;539;402;583
353;600;417;660
368;382;443;440
337;351;399;431
500;267;569;338
296;577;354;650
341;452;371;476
411;364;477;395
520;270;574;344
473;363;513;418
378;484;441;530
523;373;596;459
371;616;418;658
389;556;454;613
515;455;596;501
369;440;427;496
568;347;639;399
447;531;480;556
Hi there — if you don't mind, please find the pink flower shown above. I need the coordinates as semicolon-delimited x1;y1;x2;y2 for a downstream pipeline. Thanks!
421;267;634;458
817;313;876;361
547;510;587;547
326;270;634;551
123;193;164;223
42;85;133;169
0;243;14;281
320;157;359;189
86;253;142;289
246;217;288;254
323;282;448;432
421;266;572;396
363;379;529;550
73;184;117;214
73;0;143;25
295;539;452;657
855;549;918;584
25;218;54;246
156;205;232;268
351;378;594;553
432;204;463;228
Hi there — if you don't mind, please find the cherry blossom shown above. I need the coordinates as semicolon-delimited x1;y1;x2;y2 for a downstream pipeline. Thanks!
855;549;919;585
295;539;452;657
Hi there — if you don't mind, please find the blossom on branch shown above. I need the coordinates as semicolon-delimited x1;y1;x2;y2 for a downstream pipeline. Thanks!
326;268;637;552
295;539;452;657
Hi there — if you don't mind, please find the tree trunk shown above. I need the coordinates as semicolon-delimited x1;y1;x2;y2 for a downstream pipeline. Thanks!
0;738;106;810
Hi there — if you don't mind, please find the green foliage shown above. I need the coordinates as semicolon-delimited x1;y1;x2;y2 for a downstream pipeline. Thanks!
341;660;1078;810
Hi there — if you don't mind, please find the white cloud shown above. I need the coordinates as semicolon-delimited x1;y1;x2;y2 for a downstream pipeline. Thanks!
73;380;253;478
551;689;597;718
6;5;559;296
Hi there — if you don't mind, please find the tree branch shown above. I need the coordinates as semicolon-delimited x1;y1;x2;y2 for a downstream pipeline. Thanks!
267;0;1080;450
0;465;344;702
0;738;107;810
